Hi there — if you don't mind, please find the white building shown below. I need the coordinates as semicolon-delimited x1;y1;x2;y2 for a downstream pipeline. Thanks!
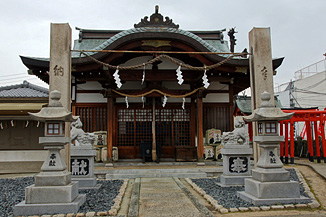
275;59;326;109
275;59;326;139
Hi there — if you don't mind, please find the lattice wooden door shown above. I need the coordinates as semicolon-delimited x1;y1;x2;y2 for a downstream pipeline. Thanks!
116;106;191;159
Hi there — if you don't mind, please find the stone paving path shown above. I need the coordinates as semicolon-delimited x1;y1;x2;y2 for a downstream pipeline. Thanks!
134;177;213;217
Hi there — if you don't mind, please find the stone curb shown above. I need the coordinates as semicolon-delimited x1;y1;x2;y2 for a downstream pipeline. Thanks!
127;178;140;217
173;177;215;217
16;178;129;217
293;168;320;209
108;179;129;216
185;169;318;214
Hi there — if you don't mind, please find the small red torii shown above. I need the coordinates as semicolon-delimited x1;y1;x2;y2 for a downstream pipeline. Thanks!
280;109;326;164
246;108;326;164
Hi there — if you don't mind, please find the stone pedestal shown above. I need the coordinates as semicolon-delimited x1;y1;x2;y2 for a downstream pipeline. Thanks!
14;137;86;215
238;143;310;205
218;145;253;186
238;92;310;205
71;146;101;189
14;90;86;216
238;138;310;205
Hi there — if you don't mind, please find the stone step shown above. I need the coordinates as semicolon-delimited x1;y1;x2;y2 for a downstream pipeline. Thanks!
95;161;222;167
105;172;208;179
99;167;222;179
103;168;221;174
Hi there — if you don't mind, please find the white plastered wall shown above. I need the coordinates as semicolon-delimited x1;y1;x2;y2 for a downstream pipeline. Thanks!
0;150;47;162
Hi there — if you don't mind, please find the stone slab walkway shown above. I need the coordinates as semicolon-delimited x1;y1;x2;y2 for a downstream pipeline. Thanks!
133;177;213;217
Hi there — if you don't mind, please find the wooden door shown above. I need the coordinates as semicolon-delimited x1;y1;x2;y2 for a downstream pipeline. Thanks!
116;104;191;159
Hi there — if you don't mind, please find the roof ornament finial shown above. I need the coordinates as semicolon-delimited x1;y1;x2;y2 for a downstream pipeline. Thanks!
228;27;237;53
134;5;179;29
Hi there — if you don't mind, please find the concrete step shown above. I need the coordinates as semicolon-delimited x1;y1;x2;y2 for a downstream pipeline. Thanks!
98;167;223;179
105;172;208;179
104;168;219;174
95;161;222;167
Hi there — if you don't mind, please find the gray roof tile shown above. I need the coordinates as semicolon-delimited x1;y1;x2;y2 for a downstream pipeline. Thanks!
0;80;49;98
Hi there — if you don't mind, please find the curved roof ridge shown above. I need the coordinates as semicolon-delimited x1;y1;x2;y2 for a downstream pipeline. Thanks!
80;27;231;58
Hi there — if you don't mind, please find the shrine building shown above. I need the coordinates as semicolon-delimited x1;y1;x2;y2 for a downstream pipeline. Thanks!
20;6;283;161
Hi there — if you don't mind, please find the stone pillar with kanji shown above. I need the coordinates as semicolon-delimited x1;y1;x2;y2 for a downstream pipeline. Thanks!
49;23;72;169
249;28;275;164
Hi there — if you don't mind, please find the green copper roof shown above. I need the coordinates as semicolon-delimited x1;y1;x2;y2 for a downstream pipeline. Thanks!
235;95;283;115
72;27;232;58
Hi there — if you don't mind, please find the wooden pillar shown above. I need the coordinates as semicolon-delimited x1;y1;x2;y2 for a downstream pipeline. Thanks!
306;121;314;162
279;121;284;162
106;91;114;162
229;84;234;130
284;122;289;164
49;23;72;170
152;100;157;162
190;98;196;146
313;121;321;163
290;120;295;164
320;117;326;163
247;122;253;142
197;91;204;161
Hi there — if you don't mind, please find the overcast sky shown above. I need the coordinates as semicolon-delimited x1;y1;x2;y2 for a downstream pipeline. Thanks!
1;0;325;91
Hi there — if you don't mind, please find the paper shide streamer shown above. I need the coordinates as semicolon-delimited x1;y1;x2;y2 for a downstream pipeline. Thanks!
141;63;146;85
182;97;185;110
113;66;122;88
125;96;129;108
142;96;145;108
176;64;184;85
162;95;167;107
202;67;210;89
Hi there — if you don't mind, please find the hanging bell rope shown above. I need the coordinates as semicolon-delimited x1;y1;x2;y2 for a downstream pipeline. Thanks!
79;51;238;71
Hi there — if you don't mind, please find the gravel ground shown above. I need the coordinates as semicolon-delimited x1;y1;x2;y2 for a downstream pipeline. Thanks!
191;169;311;208
0;177;123;217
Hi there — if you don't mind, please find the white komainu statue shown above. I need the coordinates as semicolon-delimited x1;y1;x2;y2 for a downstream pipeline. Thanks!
222;118;248;146
71;118;95;146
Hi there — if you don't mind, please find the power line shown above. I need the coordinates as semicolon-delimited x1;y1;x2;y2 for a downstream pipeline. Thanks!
0;73;27;78
0;77;40;86
0;75;36;82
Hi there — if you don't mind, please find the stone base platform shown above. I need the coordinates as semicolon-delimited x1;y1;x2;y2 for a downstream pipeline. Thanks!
13;194;86;216
244;179;300;198
237;191;310;206
72;177;102;190
217;175;251;187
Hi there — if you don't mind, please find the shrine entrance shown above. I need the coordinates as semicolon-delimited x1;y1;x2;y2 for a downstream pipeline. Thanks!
116;103;192;159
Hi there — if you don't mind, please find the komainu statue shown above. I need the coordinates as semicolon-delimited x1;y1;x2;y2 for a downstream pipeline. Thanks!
222;118;248;146
71;118;95;146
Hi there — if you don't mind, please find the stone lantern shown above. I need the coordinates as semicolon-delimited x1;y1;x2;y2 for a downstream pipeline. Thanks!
237;91;309;205
14;90;86;216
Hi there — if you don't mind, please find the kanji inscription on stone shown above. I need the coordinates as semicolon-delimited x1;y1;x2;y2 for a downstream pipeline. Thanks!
229;157;248;173
261;66;268;80
70;158;89;176
49;153;56;166
269;151;277;164
53;65;64;76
